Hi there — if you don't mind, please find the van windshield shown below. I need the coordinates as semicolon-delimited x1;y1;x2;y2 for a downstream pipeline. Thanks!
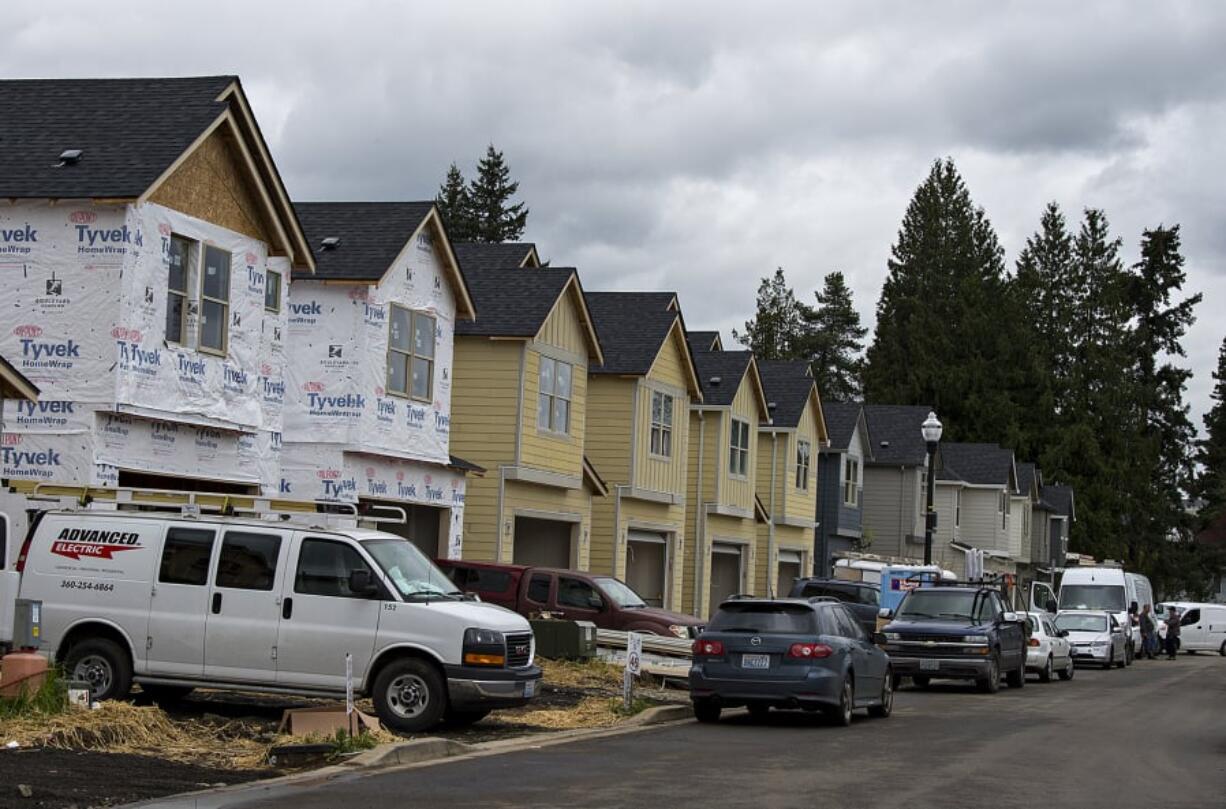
1059;585;1125;612
364;539;461;600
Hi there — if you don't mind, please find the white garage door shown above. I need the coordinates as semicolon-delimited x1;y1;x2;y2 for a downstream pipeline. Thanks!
626;531;667;607
709;543;745;611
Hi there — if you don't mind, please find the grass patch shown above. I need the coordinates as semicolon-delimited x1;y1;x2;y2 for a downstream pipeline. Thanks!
324;728;381;757
0;668;68;720
610;696;655;717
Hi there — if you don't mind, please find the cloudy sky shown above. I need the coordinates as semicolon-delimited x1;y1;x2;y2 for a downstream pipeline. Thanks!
5;1;1224;425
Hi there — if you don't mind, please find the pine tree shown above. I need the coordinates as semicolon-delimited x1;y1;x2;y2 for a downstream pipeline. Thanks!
797;271;867;401
862;158;1019;442
733;267;804;360
1197;337;1226;525
435;163;476;241
468;145;529;243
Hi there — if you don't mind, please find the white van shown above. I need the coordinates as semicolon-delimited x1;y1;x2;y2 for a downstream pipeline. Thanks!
1058;566;1139;664
0;495;541;733
1169;603;1226;655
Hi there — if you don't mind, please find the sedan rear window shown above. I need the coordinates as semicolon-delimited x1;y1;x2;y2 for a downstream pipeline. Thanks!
707;604;816;634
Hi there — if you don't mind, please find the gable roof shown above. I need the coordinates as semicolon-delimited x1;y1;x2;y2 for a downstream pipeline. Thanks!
585;292;701;396
756;360;822;436
0;76;312;270
941;443;1017;490
692;349;770;418
822;402;869;454
862;405;935;466
1042;485;1075;520
687;331;723;352
293;202;475;319
0;355;39;401
1016;462;1040;498
454;242;540;272
455;268;602;361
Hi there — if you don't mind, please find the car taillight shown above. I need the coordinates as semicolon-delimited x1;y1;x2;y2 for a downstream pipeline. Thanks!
14;533;35;573
1028;638;1041;647
788;643;833;659
692;639;724;656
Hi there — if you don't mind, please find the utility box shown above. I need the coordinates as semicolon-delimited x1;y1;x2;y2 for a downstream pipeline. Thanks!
529;619;597;660
12;599;42;649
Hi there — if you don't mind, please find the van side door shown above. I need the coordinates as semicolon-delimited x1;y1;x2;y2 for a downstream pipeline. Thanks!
275;534;385;689
146;524;217;678
1179;608;1205;650
203;527;290;683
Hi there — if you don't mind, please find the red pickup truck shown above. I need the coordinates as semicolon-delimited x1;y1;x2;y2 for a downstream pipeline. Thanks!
437;560;705;639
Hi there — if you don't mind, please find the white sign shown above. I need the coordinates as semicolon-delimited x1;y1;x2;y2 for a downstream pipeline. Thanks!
345;652;354;716
626;631;643;676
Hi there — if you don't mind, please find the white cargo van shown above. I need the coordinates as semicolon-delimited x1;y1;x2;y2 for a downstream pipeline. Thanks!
1057;566;1140;665
0;493;541;733
1169;603;1226;655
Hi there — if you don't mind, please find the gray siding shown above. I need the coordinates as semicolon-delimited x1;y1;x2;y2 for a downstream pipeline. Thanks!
1030;508;1050;565
862;464;922;559
816;452;861;574
960;487;1008;553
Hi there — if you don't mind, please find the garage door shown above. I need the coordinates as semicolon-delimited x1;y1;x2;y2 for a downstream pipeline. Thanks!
362;500;443;558
514;517;574;568
777;549;803;598
709;543;744;611
626;531;667;607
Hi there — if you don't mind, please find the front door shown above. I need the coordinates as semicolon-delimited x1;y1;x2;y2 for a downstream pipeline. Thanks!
625;532;667;607
275;535;384;688
146;525;217;678
203;528;288;683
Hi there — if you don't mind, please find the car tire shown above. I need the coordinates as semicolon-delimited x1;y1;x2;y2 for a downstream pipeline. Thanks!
868;670;893;719
139;684;194;704
693;699;721;724
63;637;132;703
911;675;931;690
977;654;1000;694
1103;648;1114;670
828;676;854;727
372;657;447;734
1006;656;1025;689
1038;656;1053;684
442;708;491;728
1057;656;1075;681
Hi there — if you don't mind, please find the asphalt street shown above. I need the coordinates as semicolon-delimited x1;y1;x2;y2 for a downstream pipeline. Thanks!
223;654;1225;809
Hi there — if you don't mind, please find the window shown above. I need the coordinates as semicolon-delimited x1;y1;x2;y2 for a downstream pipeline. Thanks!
955;489;962;527
295;539;378;598
264;268;282;313
537;356;572;434
729;418;750;476
834;606;865;640
708;603;817;634
166;236;191;345
558;577;603;610
1180;608;1201;627
796;439;811;490
650;390;673;457
843;456;860;506
198;245;231;355
215;531;281;590
449;565;512;594
1000;491;1009;530
388;305;435;400
527;574;551;604
158;527;215;586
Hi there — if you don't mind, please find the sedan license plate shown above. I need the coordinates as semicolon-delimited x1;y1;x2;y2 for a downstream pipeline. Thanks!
919;658;940;672
741;654;771;670
524;680;536;698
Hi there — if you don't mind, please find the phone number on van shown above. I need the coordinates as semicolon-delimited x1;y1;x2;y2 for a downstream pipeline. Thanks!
59;580;115;593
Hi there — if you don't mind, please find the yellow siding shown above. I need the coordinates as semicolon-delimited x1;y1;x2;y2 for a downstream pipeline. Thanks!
519;347;587;476
536;288;589;356
634;328;692;496
722;371;760;512
786;399;821;522
682;410;720;614
586;376;635;577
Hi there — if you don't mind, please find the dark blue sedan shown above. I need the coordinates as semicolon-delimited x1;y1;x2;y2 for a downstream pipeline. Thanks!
689;597;894;725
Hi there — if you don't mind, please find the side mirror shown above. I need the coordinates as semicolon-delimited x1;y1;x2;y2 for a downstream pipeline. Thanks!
1129;601;1139;615
1045;599;1058;614
1002;612;1019;623
588;595;604;610
349;569;378;596
1059;629;1069;638
871;632;888;645
878;607;893;619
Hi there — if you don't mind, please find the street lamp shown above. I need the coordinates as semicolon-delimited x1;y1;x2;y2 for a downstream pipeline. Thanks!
921;411;943;566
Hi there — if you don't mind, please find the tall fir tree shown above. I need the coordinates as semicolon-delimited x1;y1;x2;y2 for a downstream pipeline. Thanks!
862;158;1021;442
797;271;867;401
468;145;529;243
733;267;805;360
435;162;476;241
1197;337;1226;526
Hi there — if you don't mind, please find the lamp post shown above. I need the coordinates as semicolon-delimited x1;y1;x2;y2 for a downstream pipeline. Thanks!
921;411;943;566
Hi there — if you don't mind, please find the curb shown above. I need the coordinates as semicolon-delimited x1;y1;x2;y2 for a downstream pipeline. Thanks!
622;703;694;726
344;737;473;768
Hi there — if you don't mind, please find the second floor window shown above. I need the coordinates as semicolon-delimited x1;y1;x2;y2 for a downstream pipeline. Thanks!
199;244;232;355
729;418;750;477
264;268;282;313
955;489;962;527
650;390;673;457
388;305;435;400
843;456;859;506
538;356;572;434
166;235;191;345
1000;490;1009;530
795;439;811;490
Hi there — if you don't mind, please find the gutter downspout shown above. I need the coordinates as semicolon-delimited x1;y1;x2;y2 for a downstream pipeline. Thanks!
693;411;706;616
614;484;625;577
496;466;508;562
767;433;778;598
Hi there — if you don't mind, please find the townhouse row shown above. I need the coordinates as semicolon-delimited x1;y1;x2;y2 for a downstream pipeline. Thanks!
0;76;1074;618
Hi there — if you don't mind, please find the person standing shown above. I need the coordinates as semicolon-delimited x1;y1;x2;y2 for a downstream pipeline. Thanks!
1139;604;1156;660
1164;606;1181;659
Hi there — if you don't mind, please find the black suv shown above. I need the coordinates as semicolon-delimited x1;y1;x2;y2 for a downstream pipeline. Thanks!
878;584;1027;693
788;578;881;635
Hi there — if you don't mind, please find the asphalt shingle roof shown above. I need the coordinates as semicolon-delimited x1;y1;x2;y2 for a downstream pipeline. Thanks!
294;202;434;281
756;360;815;428
693;350;754;407
941;443;1015;489
822;402;865;452
862;405;935;466
1016;462;1039;495
455;268;578;337
585;292;681;376
1042;485;1074;519
687;331;722;352
454;242;538;272
0;76;238;198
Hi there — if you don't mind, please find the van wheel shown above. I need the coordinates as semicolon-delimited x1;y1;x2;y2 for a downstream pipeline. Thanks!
64;638;132;702
372;658;447;733
139;684;194;704
693;698;721;723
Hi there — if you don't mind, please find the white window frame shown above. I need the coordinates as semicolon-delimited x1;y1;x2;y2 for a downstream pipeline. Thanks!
649;390;673;459
728;418;750;478
387;304;435;402
843;456;859;506
197;243;232;357
795;439;811;491
537;355;573;435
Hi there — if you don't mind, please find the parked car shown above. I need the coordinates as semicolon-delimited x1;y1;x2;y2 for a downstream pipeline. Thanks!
689;597;893;726
1025;612;1074;682
1164;603;1226;655
788;577;881;635
437;560;704;638
2;505;541;733
1058;566;1142;664
878;583;1028;693
1055;610;1127;669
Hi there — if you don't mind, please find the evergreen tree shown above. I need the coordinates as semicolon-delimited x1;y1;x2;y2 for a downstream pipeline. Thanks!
798;271;867;401
435;162;476;241
733;267;804;360
468;145;529;243
862;158;1020;442
1197;337;1226;525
